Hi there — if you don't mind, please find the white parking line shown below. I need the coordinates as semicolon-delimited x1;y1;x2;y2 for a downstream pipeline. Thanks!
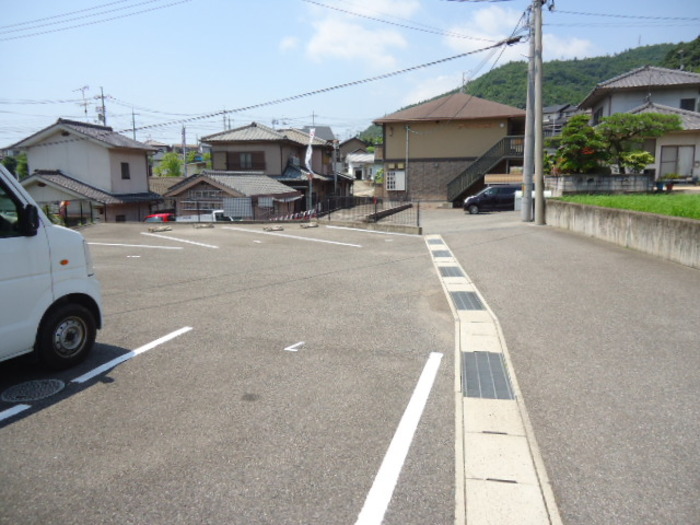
72;327;193;384
89;242;183;250
326;225;416;237
141;232;219;249
355;352;443;525
223;226;362;248
0;404;31;423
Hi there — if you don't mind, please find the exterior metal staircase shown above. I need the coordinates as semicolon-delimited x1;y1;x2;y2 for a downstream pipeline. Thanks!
446;135;524;202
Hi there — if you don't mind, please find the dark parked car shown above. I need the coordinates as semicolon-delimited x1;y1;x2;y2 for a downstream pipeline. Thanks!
463;185;520;214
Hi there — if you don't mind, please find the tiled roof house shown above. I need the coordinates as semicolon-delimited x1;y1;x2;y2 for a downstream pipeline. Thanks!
10;118;159;222
579;66;700;180
373;93;526;203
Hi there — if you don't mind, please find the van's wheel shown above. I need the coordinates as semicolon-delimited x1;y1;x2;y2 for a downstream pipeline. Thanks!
36;304;96;370
467;204;479;215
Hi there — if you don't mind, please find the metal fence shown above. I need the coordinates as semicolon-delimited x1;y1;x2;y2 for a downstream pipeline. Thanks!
316;196;420;227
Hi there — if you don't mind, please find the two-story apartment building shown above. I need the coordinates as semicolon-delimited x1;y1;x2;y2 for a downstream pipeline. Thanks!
9;119;159;222
373;93;526;204
579;66;700;180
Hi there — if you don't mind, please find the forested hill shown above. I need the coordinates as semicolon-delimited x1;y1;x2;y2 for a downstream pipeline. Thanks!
459;43;676;109
360;39;699;142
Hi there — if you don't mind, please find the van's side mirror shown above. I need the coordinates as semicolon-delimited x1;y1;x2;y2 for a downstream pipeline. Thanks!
20;204;40;236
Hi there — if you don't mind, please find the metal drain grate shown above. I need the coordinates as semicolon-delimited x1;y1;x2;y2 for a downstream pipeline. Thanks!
427;239;444;245
461;352;514;399
439;266;464;278
432;250;452;258
450;291;485;310
1;379;65;403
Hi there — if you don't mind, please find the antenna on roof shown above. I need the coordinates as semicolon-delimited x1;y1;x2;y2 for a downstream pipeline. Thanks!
73;85;90;121
461;72;470;94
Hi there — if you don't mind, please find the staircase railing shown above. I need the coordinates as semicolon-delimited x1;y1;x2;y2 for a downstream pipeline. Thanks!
446;135;524;202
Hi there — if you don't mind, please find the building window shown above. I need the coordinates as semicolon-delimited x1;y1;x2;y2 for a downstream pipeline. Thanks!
659;145;695;177
226;151;265;171
240;153;252;169
386;170;406;191
121;162;130;180
680;98;696;112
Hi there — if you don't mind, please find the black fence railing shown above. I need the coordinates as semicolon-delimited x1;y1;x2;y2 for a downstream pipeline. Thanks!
317;196;420;227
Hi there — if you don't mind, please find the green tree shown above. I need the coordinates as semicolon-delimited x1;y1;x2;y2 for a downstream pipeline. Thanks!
155;152;183;177
2;155;18;175
661;36;700;72
596;113;682;173
553;115;608;174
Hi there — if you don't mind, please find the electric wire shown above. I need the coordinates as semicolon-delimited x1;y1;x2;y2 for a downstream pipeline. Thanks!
0;0;191;41
302;0;497;43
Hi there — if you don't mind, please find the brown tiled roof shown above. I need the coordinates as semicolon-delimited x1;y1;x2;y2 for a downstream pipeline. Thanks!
373;93;525;124
149;176;186;195
579;66;700;109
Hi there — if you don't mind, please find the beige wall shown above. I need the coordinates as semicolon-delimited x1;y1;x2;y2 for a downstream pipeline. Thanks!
109;150;150;194
209;143;328;175
383;118;510;160
655;132;700;178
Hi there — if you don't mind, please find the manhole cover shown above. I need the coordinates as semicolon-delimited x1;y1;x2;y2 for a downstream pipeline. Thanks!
1;379;65;402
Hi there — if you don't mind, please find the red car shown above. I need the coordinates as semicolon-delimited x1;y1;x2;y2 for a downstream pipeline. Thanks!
144;213;175;222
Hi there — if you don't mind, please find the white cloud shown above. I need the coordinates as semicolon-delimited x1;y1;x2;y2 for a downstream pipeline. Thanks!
542;34;600;61
303;0;420;69
442;4;600;74
306;18;406;69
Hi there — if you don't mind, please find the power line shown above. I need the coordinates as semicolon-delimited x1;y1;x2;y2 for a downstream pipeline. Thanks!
302;0;498;43
0;0;191;41
552;9;699;22
0;0;173;36
0;0;132;29
125;37;521;134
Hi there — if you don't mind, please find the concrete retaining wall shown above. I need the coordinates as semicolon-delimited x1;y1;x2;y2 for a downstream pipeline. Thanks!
546;200;700;269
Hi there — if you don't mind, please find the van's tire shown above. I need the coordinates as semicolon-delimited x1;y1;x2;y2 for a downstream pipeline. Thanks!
36;304;96;370
467;204;479;215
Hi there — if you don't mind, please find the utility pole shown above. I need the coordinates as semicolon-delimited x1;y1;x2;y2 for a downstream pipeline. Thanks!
131;108;137;140
521;4;535;222
533;0;546;225
96;87;108;125
182;126;187;177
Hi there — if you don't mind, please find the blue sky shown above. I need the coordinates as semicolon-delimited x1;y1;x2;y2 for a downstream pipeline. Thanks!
2;0;698;147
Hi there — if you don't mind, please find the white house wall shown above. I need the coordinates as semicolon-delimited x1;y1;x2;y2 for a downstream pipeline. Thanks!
597;88;700;118
28;132;112;188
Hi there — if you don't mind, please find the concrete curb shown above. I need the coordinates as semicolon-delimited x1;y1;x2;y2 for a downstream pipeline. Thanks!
424;234;562;525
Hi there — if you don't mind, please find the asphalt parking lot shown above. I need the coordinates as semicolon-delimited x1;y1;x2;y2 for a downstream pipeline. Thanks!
2;211;698;524
0;221;455;525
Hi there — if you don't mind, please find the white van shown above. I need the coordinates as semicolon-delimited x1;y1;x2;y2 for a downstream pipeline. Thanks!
0;165;102;369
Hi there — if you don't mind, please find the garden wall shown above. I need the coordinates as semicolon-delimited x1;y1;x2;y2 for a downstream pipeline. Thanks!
545;174;653;196
546;200;700;269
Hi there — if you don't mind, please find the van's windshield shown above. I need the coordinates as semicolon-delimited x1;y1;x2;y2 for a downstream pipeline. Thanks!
0;182;21;238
